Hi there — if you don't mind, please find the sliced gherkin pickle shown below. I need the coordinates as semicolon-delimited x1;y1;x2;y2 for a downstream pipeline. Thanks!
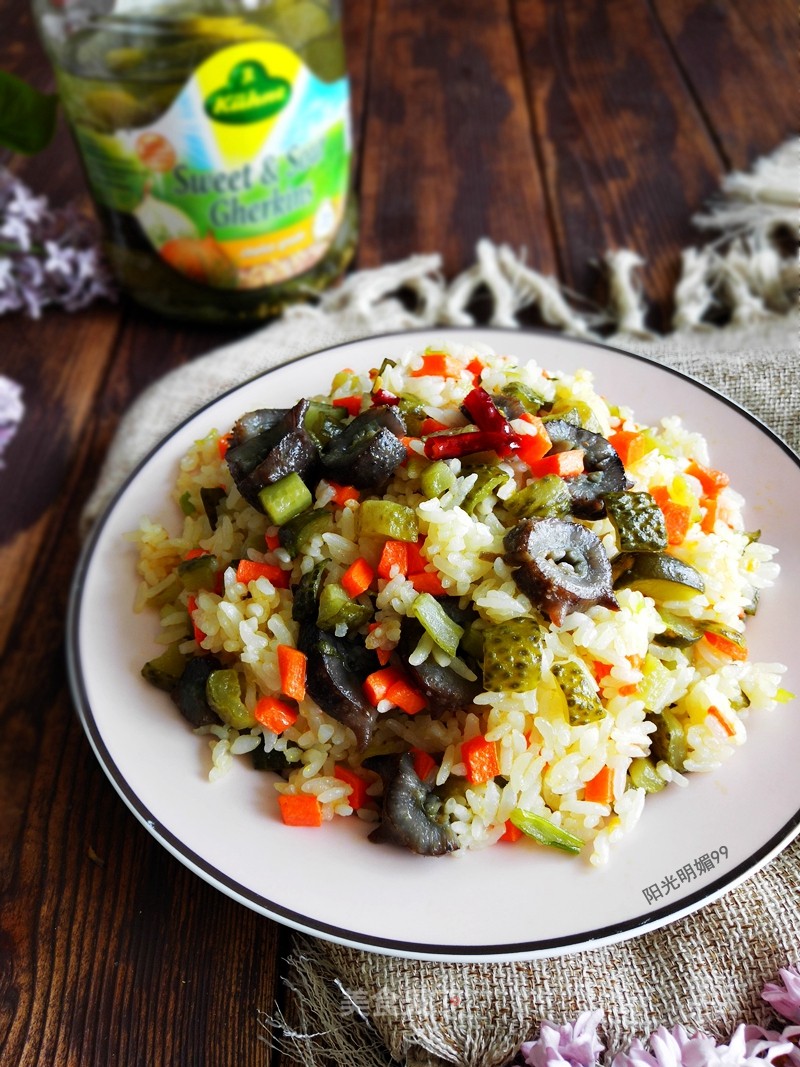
604;491;668;553
206;669;255;730
551;660;604;725
141;641;187;692
482;617;543;693
614;552;705;601
655;608;704;647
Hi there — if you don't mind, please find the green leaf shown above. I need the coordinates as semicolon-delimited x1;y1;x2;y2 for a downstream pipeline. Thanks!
0;70;59;155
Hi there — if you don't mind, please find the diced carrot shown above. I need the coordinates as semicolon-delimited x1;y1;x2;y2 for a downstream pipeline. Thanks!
700;496;718;534
609;430;647;467
592;661;613;683
420;417;450;436
410;353;462;379
650;487;692;545
500;819;523;843
707;705;736;737
408;571;447;596
186;594;205;644
376;648;391;666
405;538;427;574
385;679;427;715
377;540;409;580
400;436;419;457
411;748;438;782
183;547;209;560
618;683;638;697
217;432;232;459
264;532;281;551
278;794;322;827
277;645;307;702
341;557;374;598
686;460;730;498
332;395;362;417
334;765;370;809
515;416;552;466
702;631;748;661
327;481;360;507
584;765;614;805
461;735;500;784
254;695;298;733
525;449;584;479
236;559;291;589
363;667;407;705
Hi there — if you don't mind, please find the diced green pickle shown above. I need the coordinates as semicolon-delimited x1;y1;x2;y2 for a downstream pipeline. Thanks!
551;660;604;725
604;491;668;553
628;756;666;793
279;508;332;558
317;582;372;633
258;472;313;526
410;593;464;658
506;475;571;519
500;382;547;414
482;618;543;693
205;669;255;730
176;553;220;591
649;708;688;771
358;499;419;541
141;642;186;692
654;608;704;648
462;466;510;514
291;560;327;623
420;460;456;499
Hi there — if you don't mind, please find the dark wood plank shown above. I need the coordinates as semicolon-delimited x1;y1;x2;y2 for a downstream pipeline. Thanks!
357;0;559;278
512;0;728;330
651;0;799;171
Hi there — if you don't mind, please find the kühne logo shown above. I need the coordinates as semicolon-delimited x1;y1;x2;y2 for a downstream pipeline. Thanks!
205;60;292;124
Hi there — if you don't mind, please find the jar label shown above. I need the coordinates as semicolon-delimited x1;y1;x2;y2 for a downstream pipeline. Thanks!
81;40;352;289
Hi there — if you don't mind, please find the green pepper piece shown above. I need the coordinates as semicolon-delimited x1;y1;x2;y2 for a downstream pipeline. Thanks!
279;508;332;558
317;582;372;633
420;460;456;499
205;669;255;730
628;756;667;793
482;617;543;692
358;499;419;541
141;642;186;692
462;465;510;515
509;808;583;854
506;475;572;519
551;660;605;725
258;472;313;526
649;708;688;771
410;592;464;658
176;553;220;592
604;492;668;553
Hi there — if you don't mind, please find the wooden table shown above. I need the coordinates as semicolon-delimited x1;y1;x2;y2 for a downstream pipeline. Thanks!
1;2;795;1063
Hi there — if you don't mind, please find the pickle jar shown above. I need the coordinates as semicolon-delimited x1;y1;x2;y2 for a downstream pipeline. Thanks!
33;0;358;323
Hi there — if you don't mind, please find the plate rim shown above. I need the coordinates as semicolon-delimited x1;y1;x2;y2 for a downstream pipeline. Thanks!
66;325;800;961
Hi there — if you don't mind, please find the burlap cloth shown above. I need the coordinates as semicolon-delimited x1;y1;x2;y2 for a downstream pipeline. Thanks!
82;143;799;1065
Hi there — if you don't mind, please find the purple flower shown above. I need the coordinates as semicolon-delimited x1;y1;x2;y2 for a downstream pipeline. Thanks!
763;966;800;1024
0;166;115;317
610;1023;796;1067
520;1010;605;1066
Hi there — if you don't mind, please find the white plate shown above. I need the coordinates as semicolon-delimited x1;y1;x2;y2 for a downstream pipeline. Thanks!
67;328;800;962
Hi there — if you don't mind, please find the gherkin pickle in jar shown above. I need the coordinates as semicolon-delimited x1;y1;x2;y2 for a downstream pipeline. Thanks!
33;0;358;322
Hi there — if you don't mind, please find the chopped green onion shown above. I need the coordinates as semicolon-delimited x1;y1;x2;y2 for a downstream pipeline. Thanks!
509;808;583;854
410;592;464;658
258;472;313;526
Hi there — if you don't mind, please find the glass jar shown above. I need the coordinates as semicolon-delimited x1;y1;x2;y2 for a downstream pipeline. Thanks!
33;0;358;323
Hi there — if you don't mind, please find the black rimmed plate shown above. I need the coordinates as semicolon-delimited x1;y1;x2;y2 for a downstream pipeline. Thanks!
67;328;800;962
